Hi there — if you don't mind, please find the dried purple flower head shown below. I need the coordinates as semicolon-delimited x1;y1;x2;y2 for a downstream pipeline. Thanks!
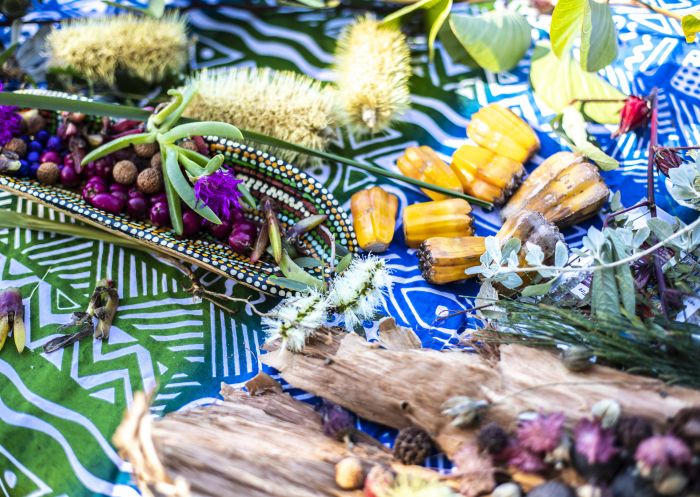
517;412;565;453
194;169;243;222
612;95;651;138
0;82;22;146
669;406;700;452
655;147;683;177
573;418;618;465
635;435;691;471
616;416;654;453
505;442;546;473
0;287;26;352
316;399;354;439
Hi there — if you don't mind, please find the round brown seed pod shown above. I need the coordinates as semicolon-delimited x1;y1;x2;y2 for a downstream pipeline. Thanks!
136;168;164;194
113;160;138;185
4;137;27;158
393;426;433;465
134;142;159;158
179;140;197;151
37;162;60;185
150;152;162;169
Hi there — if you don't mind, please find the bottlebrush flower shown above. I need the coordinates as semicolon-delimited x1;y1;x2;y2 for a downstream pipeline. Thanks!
0;287;25;352
47;13;188;86
573;418;618;465
193;169;243;222
185;67;336;164
334;15;411;134
327;255;390;330
262;289;328;352
655;147;683;177
0;82;21;146
612;95;651;138
635;435;691;471
517;412;566;453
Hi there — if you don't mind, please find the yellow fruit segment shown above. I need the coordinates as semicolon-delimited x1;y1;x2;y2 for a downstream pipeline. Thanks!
467;104;540;163
403;198;473;248
418;236;486;284
397;146;464;201
351;186;399;253
451;145;525;204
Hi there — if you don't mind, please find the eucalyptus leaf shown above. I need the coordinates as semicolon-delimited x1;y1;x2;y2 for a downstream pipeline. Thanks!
530;45;625;124
501;237;521;259
607;230;635;314
381;0;452;60
647;218;675;242
521;280;555;297
561;106;619;170
682;13;700;43
335;253;353;274
554;241;568;267
525;241;545;266
292;257;323;269
279;251;324;290
449;10;531;73
591;267;620;317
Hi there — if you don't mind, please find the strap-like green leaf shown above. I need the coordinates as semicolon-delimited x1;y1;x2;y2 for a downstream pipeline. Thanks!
449;10;531;73
682;13;700;43
237;183;257;210
164;145;221;224
203;154;224;175
0;43;18;67
160;145;183;235
335;253;353;274
81;132;154;166
161;122;243;144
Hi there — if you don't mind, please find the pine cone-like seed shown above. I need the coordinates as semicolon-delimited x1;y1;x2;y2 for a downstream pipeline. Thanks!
393;426;433;465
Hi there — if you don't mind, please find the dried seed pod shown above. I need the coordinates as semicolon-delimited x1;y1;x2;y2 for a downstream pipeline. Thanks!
616;416;653;453
501;152;609;229
402;198;473;248
560;346;594;372
527;481;575;497
591;399;621;429
0;287;26;352
393;426;433;465
334;15;411;134
451;145;525;205
150;152;162;169
334;457;364;490
4;137;27;158
134;142;159;158
441;396;490;428
467;104;540;164
494;483;523;497
417;236;485;284
136;168;163;194
669;406;700;453
478;422;510;455
37;162;60;185
351;186;398;253
113;160;138;185
397;146;463;201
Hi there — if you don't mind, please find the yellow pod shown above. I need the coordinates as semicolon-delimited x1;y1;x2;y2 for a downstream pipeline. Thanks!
351;186;398;253
450;145;525;205
418;236;486;284
402;198;473;248
397;146;464;201
467;104;540;163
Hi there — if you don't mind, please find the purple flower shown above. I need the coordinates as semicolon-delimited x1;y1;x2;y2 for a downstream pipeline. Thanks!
573;418;619;465
193;169;243;222
505;442;546;473
0;82;22;146
635;435;691;470
517;412;566;453
316;399;354;439
0;287;25;352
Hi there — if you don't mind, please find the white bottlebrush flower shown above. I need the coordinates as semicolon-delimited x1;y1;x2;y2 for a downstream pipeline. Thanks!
328;255;391;330
262;289;328;352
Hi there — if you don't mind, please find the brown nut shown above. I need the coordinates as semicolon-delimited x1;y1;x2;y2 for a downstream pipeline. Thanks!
134;142;159;158
4;137;27;158
335;457;364;490
37;162;60;185
179;140;198;151
113;160;138;185
150;152;162;169
136;168;164;194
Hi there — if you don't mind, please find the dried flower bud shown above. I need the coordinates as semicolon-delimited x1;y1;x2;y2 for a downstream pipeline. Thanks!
335;457;364;490
0;154;21;173
655;147;683;177
635;435;691;475
653;469;688;496
441;396;490;428
477;422;510;455
113;160;138;185
612;95;651;138
37;162;60;185
561;346;593;372
4;137;26;158
517;412;566;452
317;399;354;440
616;416;653;453
393;426;433;465
136;168;164;194
527;482;576;497
591;399;621;429
669;406;700;453
0;287;25;352
493;482;522;497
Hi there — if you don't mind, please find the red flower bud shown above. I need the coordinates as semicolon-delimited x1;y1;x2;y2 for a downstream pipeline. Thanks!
655;147;683;176
612;96;651;138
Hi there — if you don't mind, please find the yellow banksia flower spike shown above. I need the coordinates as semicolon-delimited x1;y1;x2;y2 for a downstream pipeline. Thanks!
351;186;399;253
467;104;540;164
502;152;610;228
397;146;463;201
403;198;473;248
334;15;411;134
450;145;525;205
418;236;486;284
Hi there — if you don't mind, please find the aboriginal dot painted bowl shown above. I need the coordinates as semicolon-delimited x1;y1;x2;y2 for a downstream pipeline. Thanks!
0;97;357;297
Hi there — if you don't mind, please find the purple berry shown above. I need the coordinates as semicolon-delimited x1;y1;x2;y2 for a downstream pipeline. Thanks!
40;150;60;164
36;130;49;144
109;183;129;194
27;151;40;163
83;161;98;179
205;219;232;240
181;210;203;236
128;187;143;199
95;158;114;179
47;136;62;151
228;220;257;253
82;181;108;202
126;196;148;220
112;148;136;162
90;193;125;214
60;165;80;187
150;192;168;205
150;201;170;226
63;154;75;168
28;141;42;153
17;160;29;177
29;163;40;178
86;175;107;187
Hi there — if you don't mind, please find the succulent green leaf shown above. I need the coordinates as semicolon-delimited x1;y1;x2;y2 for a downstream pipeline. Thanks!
177;146;209;167
335;253;353;274
279;251;324;289
178;152;206;177
381;0;452;60
158;86;199;131
81;132;154;166
448;10;530;73
160;145;183;235
561;106;619;170
237;183;257;210
203;154;225;175
682;12;700;42
164;146;221;225
530;45;625;124
161;122;243;144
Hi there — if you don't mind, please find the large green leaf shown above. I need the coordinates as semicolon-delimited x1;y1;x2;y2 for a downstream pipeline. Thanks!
682;13;700;43
448;10;531;73
102;0;164;18
561;106;619;170
381;0;452;60
530;45;625;124
551;0;617;72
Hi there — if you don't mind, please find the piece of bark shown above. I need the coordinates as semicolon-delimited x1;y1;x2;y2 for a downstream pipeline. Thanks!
262;329;700;460
378;317;422;350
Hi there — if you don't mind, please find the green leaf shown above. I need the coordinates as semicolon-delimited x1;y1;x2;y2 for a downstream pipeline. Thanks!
551;0;617;71
237;183;257;210
530;45;625;124
521;280;555;297
335;253;353;274
81;132;154;166
178;152;206;177
591;268;621;317
292;257;323;269
161;122;243;144
449;10;531;73
607;230;635;315
160;145;183;235
279;251;324;290
561;106;619;170
381;0;452;60
0;42;18;67
682;12;700;43
102;0;164;18
267;276;316;292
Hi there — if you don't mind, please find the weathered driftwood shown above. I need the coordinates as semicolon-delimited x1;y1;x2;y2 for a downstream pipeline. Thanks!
262;328;700;459
144;381;393;497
